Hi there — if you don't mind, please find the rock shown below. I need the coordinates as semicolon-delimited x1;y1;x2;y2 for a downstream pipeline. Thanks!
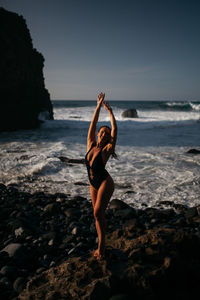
17;208;200;300
197;206;200;216
0;8;53;131
13;277;27;294
72;227;79;235
2;184;200;300
0;243;35;269
121;109;138;118
42;231;56;241
43;203;60;215
64;208;81;219
68;247;77;255
1;243;24;258
48;239;55;246
184;207;197;219
71;195;87;202
36;267;46;274
109;295;132;300
114;208;136;220
88;279;110;300
0;276;12;289
74;181;88;186
58;157;85;164
109;199;131;210
0;265;18;279
173;203;187;213
187;149;200;154
14;227;25;237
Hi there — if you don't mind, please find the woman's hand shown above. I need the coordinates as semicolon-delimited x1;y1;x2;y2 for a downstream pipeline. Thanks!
103;101;112;113
97;92;105;106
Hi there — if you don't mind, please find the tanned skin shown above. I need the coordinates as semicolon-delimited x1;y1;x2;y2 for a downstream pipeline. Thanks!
86;92;117;260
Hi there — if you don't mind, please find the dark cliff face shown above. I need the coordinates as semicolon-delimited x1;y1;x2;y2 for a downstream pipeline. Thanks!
0;7;54;131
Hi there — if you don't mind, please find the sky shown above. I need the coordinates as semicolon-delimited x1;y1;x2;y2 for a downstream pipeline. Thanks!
1;0;200;100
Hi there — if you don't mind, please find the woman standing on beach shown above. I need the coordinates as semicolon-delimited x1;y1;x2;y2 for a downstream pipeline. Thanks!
85;92;117;260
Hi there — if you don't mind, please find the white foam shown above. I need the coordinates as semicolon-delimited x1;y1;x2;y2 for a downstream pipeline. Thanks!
0;104;200;208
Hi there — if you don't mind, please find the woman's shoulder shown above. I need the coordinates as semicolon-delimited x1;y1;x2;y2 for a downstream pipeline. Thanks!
87;141;96;152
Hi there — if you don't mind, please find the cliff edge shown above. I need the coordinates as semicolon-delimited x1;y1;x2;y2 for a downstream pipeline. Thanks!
0;8;53;131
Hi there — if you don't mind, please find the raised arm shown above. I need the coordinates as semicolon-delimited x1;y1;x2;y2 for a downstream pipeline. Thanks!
103;101;117;152
87;93;105;150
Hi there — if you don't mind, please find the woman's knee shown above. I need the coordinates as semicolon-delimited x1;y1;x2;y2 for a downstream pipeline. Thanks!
93;207;103;221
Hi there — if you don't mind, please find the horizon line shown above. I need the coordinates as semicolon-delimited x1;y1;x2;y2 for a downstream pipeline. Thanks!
51;99;199;102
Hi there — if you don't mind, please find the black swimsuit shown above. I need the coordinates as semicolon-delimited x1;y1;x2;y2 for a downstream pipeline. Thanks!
85;144;109;190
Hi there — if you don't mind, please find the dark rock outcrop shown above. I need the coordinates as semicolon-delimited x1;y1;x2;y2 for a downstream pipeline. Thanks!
121;108;138;118
187;149;200;154
0;8;53;131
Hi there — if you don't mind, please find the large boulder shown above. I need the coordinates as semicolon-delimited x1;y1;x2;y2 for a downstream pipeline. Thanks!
0;8;53;131
121;108;138;118
187;149;200;154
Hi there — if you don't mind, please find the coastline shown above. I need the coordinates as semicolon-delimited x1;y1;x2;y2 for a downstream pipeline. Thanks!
1;183;200;299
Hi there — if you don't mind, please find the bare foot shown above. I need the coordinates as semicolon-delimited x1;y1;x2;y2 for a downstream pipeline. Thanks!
93;249;104;260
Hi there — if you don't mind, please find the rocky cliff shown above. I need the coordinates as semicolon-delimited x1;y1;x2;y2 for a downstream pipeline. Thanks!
0;8;53;131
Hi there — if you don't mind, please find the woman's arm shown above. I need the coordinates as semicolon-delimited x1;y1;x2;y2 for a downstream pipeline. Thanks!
103;101;117;152
87;93;105;150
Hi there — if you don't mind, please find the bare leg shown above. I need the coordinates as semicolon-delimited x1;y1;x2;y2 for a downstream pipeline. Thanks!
90;184;98;209
93;176;114;260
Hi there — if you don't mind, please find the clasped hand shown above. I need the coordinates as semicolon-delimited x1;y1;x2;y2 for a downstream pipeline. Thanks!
97;92;112;113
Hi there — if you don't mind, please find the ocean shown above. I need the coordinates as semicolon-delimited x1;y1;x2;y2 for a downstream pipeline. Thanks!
0;100;200;209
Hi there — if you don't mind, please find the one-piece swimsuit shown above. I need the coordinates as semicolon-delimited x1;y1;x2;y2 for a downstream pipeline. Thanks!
85;144;109;190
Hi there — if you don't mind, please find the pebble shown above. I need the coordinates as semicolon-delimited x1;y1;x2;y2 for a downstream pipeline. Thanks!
1;183;200;299
15;227;24;237
1;243;23;258
72;227;79;235
0;276;12;288
68;247;77;255
48;239;55;246
13;277;27;293
0;265;18;279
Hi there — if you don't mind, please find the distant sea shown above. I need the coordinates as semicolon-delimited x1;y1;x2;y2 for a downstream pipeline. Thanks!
0;100;200;209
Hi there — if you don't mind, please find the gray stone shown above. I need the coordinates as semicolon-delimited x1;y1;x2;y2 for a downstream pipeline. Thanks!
48;239;55;246
114;208;136;219
0;276;12;288
64;208;81;219
68;247;76;255
1;243;23;258
72;227;79;235
15;227;24;237
121;108;138;118
185;207;197;219
0;265;18;279
13;277;27;293
49;261;55;267
197;206;200;216
44;203;59;214
187;149;200;154
109;199;130;210
36;267;46;274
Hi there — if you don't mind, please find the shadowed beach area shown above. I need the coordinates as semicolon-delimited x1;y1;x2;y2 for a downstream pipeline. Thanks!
1;183;200;299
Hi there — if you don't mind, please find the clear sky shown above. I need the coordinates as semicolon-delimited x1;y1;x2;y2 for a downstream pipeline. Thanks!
1;0;200;100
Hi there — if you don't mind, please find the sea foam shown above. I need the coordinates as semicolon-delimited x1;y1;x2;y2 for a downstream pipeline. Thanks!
0;100;199;208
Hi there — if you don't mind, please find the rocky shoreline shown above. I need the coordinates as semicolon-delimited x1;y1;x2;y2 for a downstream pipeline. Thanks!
0;183;200;299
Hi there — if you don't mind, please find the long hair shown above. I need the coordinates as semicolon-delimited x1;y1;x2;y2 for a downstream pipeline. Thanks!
98;126;118;159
